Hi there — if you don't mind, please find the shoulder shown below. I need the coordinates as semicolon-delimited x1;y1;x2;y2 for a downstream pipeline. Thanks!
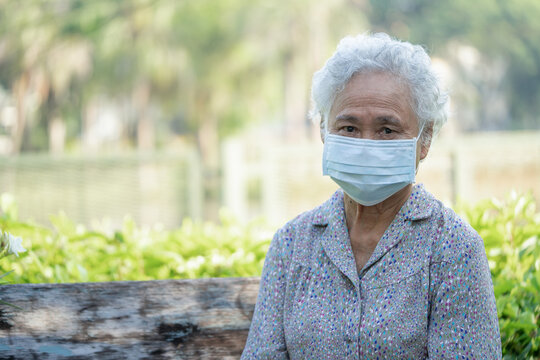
421;190;501;356
409;184;486;264
431;203;485;264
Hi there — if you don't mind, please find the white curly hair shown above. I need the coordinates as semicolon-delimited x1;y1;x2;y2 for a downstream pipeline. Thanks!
311;32;449;147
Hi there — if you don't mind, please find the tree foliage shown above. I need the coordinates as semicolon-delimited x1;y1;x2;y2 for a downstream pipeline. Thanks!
0;0;344;154
4;0;538;156
368;0;540;130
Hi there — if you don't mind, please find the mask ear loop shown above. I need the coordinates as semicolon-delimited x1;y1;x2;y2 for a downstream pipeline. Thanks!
323;116;330;142
416;120;426;143
414;120;427;176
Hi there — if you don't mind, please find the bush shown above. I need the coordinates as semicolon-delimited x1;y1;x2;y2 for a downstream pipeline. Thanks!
0;194;271;283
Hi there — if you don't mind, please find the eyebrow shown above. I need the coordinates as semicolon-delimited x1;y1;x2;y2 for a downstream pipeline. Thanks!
375;117;402;126
335;114;360;123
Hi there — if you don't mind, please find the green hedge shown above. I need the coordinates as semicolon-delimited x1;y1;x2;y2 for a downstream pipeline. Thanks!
0;192;538;358
0;194;271;283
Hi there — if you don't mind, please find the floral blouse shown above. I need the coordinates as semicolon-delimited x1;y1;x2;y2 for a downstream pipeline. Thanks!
242;184;501;359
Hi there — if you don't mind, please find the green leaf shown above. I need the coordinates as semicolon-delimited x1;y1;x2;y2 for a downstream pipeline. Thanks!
0;299;23;310
0;270;14;280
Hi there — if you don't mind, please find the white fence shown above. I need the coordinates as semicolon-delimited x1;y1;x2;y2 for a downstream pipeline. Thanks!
0;151;202;229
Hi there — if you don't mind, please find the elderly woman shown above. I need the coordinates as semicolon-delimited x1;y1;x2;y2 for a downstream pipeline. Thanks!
242;33;501;359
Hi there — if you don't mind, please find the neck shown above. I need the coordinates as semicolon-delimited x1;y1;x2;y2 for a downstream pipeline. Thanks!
344;184;413;231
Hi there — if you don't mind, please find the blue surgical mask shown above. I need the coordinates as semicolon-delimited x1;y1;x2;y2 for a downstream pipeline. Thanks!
322;125;424;206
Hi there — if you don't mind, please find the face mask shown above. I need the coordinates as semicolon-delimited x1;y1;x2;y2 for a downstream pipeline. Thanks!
322;125;424;206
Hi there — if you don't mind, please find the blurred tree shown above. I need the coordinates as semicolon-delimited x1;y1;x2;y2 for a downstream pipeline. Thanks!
0;0;93;153
0;0;369;218
366;0;540;131
2;0;539;157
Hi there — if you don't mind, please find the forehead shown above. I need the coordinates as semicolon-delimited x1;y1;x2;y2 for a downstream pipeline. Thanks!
329;71;415;125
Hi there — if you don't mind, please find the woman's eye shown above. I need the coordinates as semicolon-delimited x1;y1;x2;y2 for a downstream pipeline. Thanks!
345;126;355;132
383;127;393;134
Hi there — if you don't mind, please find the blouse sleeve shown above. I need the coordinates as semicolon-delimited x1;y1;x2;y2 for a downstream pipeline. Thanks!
427;218;502;359
241;229;289;359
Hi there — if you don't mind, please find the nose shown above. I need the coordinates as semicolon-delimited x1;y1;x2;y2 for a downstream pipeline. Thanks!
359;131;377;140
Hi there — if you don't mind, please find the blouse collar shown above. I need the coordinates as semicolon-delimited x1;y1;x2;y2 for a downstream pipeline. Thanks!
312;183;435;227
312;184;437;285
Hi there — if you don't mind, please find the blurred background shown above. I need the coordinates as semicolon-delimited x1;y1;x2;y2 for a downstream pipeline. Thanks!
0;0;539;230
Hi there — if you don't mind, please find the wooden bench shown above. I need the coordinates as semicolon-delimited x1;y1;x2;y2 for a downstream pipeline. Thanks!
0;277;259;359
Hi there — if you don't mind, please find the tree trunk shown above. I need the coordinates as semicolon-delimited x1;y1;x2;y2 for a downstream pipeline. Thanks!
12;72;29;154
134;81;155;151
194;89;220;221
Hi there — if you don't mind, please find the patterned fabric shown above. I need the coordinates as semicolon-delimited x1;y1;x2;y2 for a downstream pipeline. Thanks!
242;184;502;359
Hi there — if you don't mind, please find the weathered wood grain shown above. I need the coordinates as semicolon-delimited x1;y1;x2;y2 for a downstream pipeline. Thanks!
0;277;260;359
